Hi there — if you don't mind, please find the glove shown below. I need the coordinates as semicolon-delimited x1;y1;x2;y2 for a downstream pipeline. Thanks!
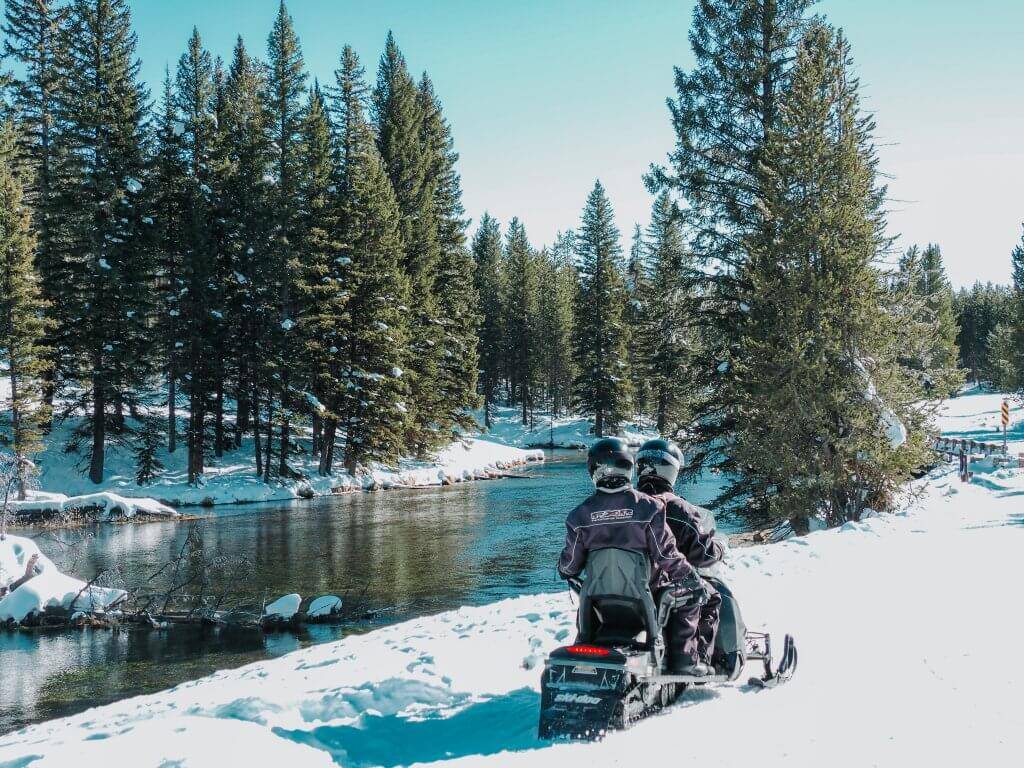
566;576;584;594
669;572;708;609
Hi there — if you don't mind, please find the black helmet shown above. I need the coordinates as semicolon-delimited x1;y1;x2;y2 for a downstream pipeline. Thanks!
636;438;683;487
587;437;634;491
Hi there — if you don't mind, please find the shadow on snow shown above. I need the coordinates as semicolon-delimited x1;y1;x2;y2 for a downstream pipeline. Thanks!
275;687;544;768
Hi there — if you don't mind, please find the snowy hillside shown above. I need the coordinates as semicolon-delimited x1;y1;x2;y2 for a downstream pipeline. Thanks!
3;451;1022;765
479;406;655;449
29;423;544;507
1;376;543;508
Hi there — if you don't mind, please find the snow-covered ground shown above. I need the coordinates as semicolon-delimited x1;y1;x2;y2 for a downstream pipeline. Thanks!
28;429;543;508
0;535;125;623
1;374;544;508
7;491;177;520
480;406;655;449
931;387;1023;451
3;453;1022;765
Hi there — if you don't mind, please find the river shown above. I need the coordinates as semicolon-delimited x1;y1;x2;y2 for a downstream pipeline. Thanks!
0;451;740;734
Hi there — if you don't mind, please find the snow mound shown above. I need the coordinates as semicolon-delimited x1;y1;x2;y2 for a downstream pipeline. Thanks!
9;491;178;520
0;535;126;623
264;593;301;620
307;595;343;617
4;463;1023;766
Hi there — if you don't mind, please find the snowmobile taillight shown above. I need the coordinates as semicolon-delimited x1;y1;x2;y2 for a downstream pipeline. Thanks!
564;644;611;657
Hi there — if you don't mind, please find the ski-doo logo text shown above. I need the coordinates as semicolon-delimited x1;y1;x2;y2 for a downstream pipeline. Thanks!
555;693;603;705
590;509;633;522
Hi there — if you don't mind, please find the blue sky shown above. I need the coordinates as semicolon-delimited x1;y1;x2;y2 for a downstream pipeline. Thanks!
128;0;1024;287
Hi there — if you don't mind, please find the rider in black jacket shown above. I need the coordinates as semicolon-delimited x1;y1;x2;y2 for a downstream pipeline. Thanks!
636;438;724;668
558;437;712;676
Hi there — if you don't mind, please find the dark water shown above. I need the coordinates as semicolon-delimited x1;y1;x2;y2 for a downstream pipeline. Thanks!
0;452;735;734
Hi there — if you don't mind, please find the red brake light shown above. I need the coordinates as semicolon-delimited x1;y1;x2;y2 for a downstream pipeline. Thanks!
565;644;611;657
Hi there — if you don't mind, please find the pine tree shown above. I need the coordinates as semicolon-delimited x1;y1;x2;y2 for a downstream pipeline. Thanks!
503;218;540;425
331;48;409;472
625;223;651;421
420;74;480;437
56;0;154;483
535;243;576;419
986;321;1019;391
295;81;342;473
471;212;505;427
264;0;307;478
642;191;697;435
647;0;815;479
999;227;1024;393
0;120;51;498
954;281;1013;384
893;244;963;396
150;69;187;455
218;36;273;465
572;181;632;436
1;0;67;414
545;230;577;417
174;26;219;484
725;24;927;527
373;32;442;455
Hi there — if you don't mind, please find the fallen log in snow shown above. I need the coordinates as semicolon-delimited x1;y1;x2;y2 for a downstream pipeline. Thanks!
8;491;178;523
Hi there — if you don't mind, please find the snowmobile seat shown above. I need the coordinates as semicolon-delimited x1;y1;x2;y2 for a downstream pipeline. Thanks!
576;548;665;648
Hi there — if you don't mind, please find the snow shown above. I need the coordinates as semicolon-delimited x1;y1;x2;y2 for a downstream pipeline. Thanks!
3;453;1023;765
307;595;343;618
7;491;178;520
97;258;111;270
481;406;655;449
125;178;142;194
264;593;301;620
0;376;543;509
930;388;1023;452
0;535;126;623
282;318;295;331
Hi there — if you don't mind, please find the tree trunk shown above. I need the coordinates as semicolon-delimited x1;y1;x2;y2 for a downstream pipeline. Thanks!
279;417;290;477
236;392;249;449
188;391;206;485
41;364;56;433
89;372;105;484
214;381;224;458
114;395;125;432
168;369;177;453
484;391;492;428
253;388;263;477
263;396;274;483
312;412;322;457
9;370;26;500
318;418;336;476
595;410;604;438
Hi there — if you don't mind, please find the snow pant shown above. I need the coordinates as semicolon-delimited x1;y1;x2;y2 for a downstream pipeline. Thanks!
697;579;722;665
666;578;721;670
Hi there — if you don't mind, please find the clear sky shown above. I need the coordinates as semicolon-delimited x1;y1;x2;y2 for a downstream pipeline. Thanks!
127;0;1024;288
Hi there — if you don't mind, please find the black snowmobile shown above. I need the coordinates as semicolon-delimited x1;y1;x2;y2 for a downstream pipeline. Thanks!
538;547;796;740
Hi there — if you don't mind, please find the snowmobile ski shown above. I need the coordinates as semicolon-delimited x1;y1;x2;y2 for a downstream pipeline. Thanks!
747;632;797;689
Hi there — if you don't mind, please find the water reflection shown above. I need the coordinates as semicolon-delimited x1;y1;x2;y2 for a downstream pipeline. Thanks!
0;452;735;733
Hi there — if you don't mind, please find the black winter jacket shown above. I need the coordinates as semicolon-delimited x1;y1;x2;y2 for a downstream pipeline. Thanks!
557;487;695;587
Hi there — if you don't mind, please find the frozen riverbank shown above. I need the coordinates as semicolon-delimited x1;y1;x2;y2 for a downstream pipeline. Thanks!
3;454;1022;766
